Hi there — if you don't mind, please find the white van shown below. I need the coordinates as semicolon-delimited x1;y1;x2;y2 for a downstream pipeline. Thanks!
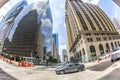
110;47;120;62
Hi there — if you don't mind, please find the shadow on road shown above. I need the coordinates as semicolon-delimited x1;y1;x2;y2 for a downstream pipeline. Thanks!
0;68;17;80
87;60;113;71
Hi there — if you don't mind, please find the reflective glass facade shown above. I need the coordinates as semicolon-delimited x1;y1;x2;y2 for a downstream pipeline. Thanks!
1;0;53;62
0;1;27;45
52;34;59;51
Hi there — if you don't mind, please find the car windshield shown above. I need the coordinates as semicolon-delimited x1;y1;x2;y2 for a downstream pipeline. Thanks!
63;63;74;67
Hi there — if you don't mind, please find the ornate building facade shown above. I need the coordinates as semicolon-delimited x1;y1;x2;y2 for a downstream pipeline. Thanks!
65;0;120;62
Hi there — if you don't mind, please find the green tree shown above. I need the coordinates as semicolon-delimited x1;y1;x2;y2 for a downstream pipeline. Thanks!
48;56;58;63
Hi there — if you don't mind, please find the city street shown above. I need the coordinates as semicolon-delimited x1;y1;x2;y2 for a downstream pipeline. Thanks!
87;60;113;71
0;68;16;80
0;59;120;80
99;68;120;80
0;0;120;80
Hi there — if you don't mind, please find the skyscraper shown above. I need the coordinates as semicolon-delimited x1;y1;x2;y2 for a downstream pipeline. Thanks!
62;49;68;62
0;0;9;8
112;18;120;29
112;18;120;34
0;0;27;52
52;34;59;51
52;34;60;61
113;0;120;7
65;0;120;62
1;0;53;64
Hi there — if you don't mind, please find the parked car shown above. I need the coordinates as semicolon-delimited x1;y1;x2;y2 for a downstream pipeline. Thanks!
98;53;110;60
99;54;107;60
55;63;85;74
110;47;120;62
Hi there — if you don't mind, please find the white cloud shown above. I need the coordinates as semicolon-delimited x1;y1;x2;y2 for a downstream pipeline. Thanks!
41;18;52;27
59;35;66;45
64;22;66;28
90;0;100;5
110;1;120;20
49;0;66;60
49;0;65;32
113;4;120;19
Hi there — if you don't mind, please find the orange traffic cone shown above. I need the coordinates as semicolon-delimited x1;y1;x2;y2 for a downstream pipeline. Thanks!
10;60;12;64
6;59;8;62
18;62;21;66
31;63;34;67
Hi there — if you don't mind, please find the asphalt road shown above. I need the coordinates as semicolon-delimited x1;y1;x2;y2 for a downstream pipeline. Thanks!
0;68;16;80
99;68;120;80
87;60;113;71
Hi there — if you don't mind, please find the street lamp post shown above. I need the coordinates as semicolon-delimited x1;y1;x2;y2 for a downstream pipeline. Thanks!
29;47;33;62
31;50;33;62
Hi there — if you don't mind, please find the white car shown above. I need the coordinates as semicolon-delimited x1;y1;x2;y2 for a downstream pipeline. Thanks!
110;47;120;62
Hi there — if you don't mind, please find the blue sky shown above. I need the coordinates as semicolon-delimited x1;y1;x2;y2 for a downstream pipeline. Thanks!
0;0;120;61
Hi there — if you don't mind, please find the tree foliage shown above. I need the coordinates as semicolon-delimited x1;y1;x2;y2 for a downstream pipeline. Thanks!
48;56;58;63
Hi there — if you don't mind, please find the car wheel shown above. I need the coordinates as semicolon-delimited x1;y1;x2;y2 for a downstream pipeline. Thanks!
78;68;81;72
81;67;84;71
60;71;64;74
111;59;116;62
111;60;113;62
81;66;85;71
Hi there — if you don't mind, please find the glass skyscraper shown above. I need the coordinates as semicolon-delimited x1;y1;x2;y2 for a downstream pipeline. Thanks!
52;34;59;51
0;0;53;63
0;0;27;53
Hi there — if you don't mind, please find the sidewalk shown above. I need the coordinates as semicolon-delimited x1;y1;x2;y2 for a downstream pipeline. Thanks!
0;59;57;80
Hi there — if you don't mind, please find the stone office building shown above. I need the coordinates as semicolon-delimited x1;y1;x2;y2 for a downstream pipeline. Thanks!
65;0;120;62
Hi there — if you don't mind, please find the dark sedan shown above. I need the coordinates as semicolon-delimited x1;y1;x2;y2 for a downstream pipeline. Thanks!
55;63;85;74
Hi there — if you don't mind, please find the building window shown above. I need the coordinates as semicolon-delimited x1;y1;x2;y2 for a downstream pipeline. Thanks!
107;33;110;35
86;33;91;36
113;36;115;39
106;43;110;53
101;33;105;35
111;42;114;50
94;33;99;35
103;37;107;40
115;42;117;48
109;37;111;40
77;2;96;30
70;1;88;30
96;37;101;41
99;44;104;55
87;38;93;42
90;45;97;61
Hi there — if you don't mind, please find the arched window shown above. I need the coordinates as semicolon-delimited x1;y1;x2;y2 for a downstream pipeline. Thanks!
118;41;120;46
82;48;85;55
99;44;104;55
90;45;96;61
79;51;82;62
111;42;114;50
90;45;96;52
82;48;86;62
106;43;110;53
115;42;117;48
